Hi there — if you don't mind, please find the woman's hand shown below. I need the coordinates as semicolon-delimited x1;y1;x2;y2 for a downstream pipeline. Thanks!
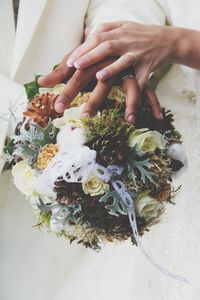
67;21;177;89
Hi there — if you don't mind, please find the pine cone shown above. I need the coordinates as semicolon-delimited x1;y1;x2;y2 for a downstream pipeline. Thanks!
136;101;174;134
80;195;132;239
155;183;172;203
54;179;84;205
37;144;59;170
23;93;62;128
90;134;129;166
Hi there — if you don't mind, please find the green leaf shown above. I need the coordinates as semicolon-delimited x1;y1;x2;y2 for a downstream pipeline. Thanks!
3;137;15;155
99;190;129;216
128;158;156;185
24;74;41;99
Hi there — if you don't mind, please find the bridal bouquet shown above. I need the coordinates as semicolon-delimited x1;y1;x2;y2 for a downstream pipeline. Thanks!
4;77;186;251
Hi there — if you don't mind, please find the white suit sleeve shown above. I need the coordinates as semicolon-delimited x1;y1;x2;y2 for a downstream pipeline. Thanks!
0;74;25;173
85;0;166;31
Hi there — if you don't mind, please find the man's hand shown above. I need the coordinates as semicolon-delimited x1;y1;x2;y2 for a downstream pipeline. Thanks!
38;53;141;123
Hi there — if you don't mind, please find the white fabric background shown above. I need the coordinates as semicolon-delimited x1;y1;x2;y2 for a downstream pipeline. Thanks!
1;1;200;299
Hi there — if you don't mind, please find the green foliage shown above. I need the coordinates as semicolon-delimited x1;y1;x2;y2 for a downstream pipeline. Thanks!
13;121;58;164
128;157;156;186
17;142;40;164
17;120;58;147
3;137;15;155
24;75;41;99
99;190;129;216
82;108;134;140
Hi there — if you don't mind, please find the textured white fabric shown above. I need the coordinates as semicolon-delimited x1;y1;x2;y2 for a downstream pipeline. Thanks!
1;1;200;299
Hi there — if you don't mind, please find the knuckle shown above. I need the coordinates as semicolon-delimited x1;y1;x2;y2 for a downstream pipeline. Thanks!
93;35;102;45
72;70;83;86
104;41;114;53
125;53;135;64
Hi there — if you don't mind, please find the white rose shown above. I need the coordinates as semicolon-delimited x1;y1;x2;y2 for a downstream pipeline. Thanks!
82;175;109;196
12;161;37;196
53;104;85;129
129;129;166;154
135;192;161;221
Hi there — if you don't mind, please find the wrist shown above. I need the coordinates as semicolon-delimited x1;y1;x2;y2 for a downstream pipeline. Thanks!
163;26;183;64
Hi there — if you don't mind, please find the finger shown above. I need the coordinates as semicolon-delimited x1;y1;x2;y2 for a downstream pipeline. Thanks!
122;78;140;124
96;53;136;81
74;41;121;69
38;65;74;87
82;78;116;117
94;21;124;34
55;58;115;113
134;65;150;90
67;31;118;67
84;26;93;40
143;87;163;120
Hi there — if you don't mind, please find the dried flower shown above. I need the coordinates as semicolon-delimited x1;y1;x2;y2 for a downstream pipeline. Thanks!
23;93;62;127
37;144;59;170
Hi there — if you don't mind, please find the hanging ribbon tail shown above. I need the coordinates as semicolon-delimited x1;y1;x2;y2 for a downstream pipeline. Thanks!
112;179;191;285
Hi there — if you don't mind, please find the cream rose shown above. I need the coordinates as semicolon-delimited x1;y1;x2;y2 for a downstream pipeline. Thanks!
107;86;125;103
135;192;161;221
12;161;37;196
53;104;84;129
129;129;166;153
39;83;65;95
82;176;109;197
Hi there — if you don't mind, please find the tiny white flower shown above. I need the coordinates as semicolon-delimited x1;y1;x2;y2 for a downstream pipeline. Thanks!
56;125;88;151
167;143;187;164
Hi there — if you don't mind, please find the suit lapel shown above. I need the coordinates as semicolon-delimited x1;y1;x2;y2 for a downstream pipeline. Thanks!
0;0;15;76
11;0;48;78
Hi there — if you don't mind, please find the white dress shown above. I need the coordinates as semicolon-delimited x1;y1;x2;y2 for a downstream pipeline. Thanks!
1;1;200;300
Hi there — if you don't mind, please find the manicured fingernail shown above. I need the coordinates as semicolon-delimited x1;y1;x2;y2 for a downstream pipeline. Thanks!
55;102;65;113
96;70;107;80
74;59;85;67
67;58;76;67
82;112;91;118
127;114;135;124
74;61;81;69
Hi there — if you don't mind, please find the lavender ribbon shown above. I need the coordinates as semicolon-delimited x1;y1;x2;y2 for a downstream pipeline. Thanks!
94;164;190;284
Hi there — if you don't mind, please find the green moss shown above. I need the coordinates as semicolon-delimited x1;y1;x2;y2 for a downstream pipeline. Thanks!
82;107;134;140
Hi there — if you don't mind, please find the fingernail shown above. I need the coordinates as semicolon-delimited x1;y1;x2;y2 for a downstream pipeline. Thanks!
74;61;81;69
74;59;85;68
96;70;107;80
67;58;76;67
127;114;135;124
82;112;91;118
55;102;65;113
38;76;45;83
